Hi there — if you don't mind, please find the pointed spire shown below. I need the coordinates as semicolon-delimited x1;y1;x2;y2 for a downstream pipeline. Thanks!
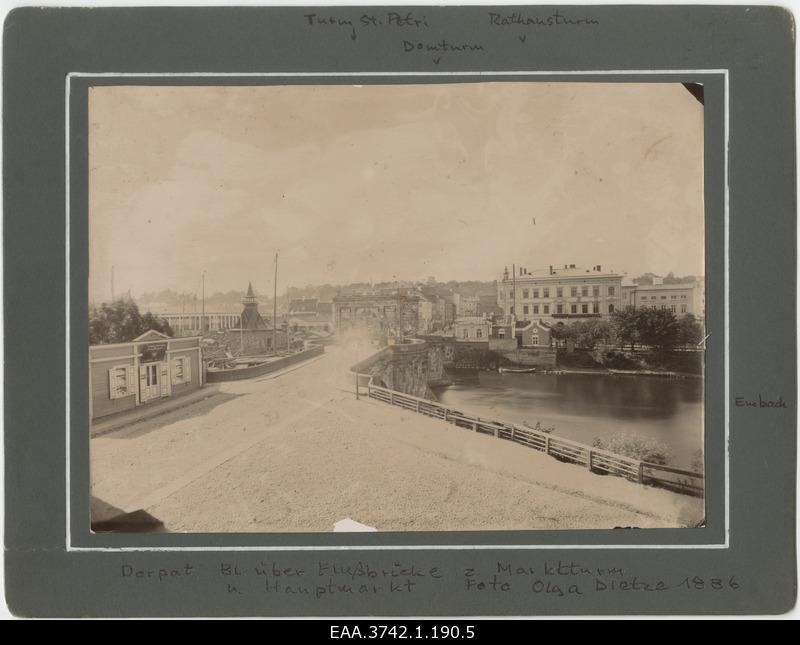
242;281;258;306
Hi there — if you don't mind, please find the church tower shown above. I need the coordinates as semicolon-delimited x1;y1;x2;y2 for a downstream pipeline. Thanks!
240;282;269;330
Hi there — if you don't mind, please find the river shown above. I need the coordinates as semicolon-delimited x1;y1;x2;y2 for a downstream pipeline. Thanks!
433;370;704;469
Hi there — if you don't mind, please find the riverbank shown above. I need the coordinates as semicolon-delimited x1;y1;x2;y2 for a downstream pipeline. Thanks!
91;345;703;532
556;348;704;376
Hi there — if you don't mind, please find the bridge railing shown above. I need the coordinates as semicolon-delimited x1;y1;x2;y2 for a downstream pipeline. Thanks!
353;369;704;497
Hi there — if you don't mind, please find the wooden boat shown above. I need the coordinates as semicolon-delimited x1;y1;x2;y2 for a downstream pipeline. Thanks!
608;368;677;377
499;366;536;374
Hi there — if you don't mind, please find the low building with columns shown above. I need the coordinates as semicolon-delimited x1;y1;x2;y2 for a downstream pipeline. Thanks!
159;312;241;337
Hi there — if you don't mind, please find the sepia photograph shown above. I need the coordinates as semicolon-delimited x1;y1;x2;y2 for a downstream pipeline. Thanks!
88;81;706;534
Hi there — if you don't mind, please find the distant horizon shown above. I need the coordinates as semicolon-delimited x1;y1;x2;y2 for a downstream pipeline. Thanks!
90;83;704;303
91;267;705;310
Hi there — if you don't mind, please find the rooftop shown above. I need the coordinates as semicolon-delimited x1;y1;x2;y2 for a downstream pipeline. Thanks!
633;282;700;291
503;264;622;280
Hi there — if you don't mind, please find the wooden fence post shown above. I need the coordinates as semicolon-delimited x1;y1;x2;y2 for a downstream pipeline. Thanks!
587;450;593;472
638;462;645;484
472;418;478;432
444;409;449;423
510;426;516;441
545;436;550;455
416;399;420;413
389;391;394;406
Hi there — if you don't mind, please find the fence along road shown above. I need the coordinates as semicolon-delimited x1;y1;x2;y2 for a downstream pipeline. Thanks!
353;371;704;497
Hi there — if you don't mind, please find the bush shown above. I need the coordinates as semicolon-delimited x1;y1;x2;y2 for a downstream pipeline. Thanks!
601;350;640;370
592;432;672;465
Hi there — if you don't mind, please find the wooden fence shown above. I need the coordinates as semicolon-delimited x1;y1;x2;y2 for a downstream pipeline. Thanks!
357;376;704;497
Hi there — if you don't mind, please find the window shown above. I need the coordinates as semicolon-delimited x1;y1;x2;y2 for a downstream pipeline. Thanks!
582;304;588;314
533;288;539;299
523;289;529;299
498;328;505;338
543;288;550;298
681;295;687;299
581;286;588;297
533;305;539;314
172;356;192;385
509;290;515;299
570;304;577;314
543;305;550;314
108;364;134;399
523;305;529;315
463;328;469;339
670;305;676;312
531;335;539;346
476;328;483;339
593;286;599;297
570;287;577;297
661;305;667;310
608;304;615;313
661;296;667;300
556;287;563;298
608;286;616;296
556;304;563;314
641;296;647;300
671;295;677;299
510;306;515;315
681;304;687;313
593;302;600;313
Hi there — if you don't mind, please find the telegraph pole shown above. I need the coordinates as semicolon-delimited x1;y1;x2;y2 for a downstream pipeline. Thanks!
273;253;278;355
512;263;517;320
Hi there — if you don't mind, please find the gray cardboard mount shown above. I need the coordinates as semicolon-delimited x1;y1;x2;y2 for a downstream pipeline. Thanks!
2;5;796;616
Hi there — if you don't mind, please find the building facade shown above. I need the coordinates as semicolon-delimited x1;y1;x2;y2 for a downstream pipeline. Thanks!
499;264;623;323
625;277;705;319
454;316;491;342
332;292;420;342
89;330;203;422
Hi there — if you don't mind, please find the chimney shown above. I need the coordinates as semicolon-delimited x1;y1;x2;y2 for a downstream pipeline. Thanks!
597;264;602;272
549;265;553;275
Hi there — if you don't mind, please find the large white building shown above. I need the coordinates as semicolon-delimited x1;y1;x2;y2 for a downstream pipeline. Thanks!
499;264;623;322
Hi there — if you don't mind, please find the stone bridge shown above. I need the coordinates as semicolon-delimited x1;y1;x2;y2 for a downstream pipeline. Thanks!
351;336;556;399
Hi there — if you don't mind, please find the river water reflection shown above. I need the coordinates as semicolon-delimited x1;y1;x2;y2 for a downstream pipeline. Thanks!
434;371;704;468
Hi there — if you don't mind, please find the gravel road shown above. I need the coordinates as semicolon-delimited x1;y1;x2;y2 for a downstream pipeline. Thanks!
90;345;704;532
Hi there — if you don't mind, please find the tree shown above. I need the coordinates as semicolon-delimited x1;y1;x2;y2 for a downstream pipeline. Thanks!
89;298;173;345
573;319;612;351
637;308;680;352
549;323;576;348
677;314;704;350
610;309;642;351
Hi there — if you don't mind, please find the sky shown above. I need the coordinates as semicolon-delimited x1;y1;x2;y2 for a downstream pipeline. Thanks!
89;82;704;302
